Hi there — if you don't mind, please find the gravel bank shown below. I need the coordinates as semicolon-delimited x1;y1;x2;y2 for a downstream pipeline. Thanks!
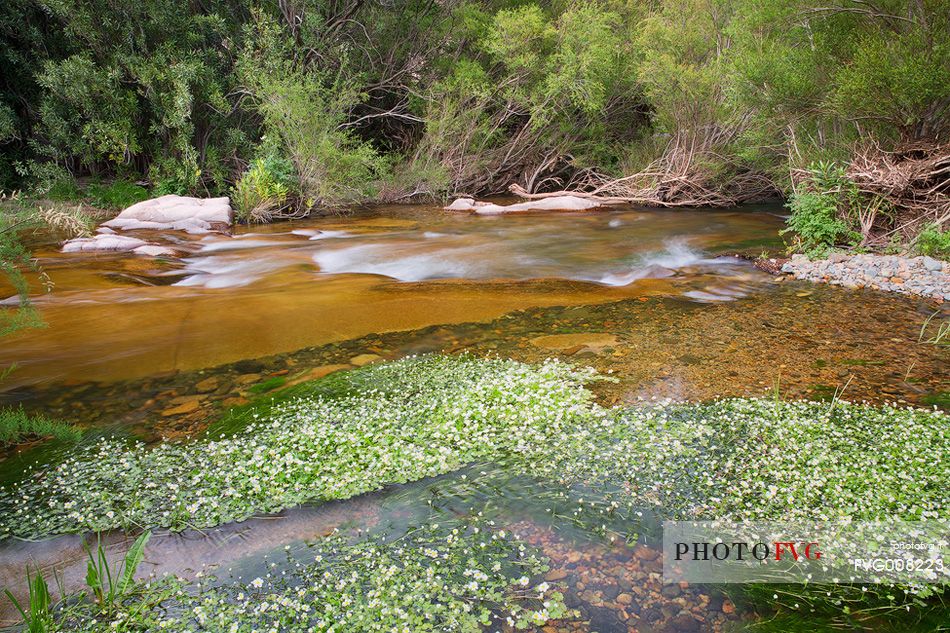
781;253;949;301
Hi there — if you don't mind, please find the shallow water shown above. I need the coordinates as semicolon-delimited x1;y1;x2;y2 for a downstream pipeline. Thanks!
0;203;785;389
0;202;946;631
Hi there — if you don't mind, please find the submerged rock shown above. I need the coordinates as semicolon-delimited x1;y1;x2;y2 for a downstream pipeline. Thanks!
350;353;383;367
132;245;178;257
62;234;147;253
102;194;232;234
530;333;619;351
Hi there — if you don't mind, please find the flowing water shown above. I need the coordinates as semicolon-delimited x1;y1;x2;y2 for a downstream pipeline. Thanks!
0;202;947;631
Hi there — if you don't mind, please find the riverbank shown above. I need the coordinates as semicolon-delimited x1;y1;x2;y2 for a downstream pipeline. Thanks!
779;253;949;301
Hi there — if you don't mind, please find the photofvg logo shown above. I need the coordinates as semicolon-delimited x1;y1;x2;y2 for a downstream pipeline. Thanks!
674;540;822;564
662;520;950;584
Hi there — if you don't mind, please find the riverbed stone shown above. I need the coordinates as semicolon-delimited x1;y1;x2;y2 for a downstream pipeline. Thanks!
285;364;352;387
102;195;232;234
444;198;476;211
161;400;200;416
530;333;619;351
194;376;220;393
545;568;570;581
62;234;147;253
476;196;601;215
921;256;943;271
235;373;261;386
133;244;178;257
350;353;383;367
445;195;602;215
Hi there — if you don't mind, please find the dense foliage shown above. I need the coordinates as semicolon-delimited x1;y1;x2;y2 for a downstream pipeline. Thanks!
0;2;946;224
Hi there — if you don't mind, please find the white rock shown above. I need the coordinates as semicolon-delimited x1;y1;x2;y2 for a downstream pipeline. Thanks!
62;234;147;253
444;198;476;211
445;195;602;214
96;226;116;234
102;195;232;234
132;245;178;257
291;229;322;237
473;196;602;215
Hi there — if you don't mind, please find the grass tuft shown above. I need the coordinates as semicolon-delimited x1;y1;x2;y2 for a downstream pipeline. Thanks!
0;407;81;447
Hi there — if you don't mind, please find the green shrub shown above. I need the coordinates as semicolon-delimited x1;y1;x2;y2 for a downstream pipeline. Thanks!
783;162;859;257
149;151;201;196
916;224;949;259
237;13;388;210
86;180;149;209
0;407;81;446
21;162;82;201
231;155;297;223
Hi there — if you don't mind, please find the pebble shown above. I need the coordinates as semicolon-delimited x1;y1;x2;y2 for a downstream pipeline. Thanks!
195;376;220;393
160;400;200;416
545;568;570;581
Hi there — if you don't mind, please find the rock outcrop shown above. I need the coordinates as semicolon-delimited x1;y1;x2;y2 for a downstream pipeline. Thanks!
62;195;232;256
102;195;232;234
61;234;147;253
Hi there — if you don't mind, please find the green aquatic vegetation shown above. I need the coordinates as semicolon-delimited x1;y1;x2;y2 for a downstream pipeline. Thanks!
4;566;53;633
246;375;288;395
0;356;601;538
0;407;82;447
167;518;567;633
537;397;947;524
83;531;150;617
1;356;946;539
20;517;568;632
0;356;947;630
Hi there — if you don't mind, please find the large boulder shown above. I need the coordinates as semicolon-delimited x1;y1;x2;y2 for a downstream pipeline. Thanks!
102;195;232;234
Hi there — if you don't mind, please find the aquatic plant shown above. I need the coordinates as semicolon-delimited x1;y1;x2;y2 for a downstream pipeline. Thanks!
16;516;568;632
0;356;947;631
1;356;946;537
0;356;602;538
83;531;150;616
4;566;53;633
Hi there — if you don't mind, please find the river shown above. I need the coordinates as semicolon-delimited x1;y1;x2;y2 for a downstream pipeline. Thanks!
0;202;946;631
